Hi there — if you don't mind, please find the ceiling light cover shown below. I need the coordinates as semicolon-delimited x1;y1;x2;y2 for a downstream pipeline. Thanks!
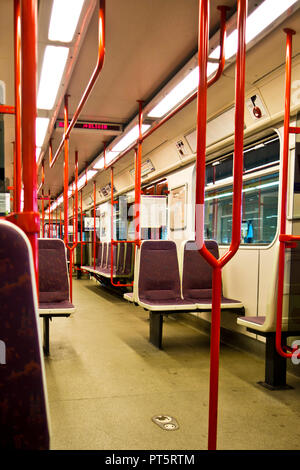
48;0;85;43
37;45;69;110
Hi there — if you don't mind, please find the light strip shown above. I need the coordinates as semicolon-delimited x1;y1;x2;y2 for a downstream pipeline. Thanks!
50;170;98;212
205;181;279;202
93;156;105;170
93;124;151;169
148;0;297;118
36;117;49;147
37;45;69;110
36;147;42;162
48;0;85;43
77;170;97;189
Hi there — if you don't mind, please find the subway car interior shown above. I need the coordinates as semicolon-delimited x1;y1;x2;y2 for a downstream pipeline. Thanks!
1;0;300;452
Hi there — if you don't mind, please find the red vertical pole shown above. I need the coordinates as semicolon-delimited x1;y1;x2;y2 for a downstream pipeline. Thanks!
80;190;83;267
42;190;45;237
54;208;56;237
13;142;17;212
134;101;143;245
59;207;62;239
93;180;96;270
14;0;22;213
111;166;114;276
21;0;39;282
195;0;247;450
75;151;78;245
63;95;69;247
276;29;296;359
48;191;52;238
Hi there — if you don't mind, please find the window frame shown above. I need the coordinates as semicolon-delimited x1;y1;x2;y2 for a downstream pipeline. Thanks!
204;130;281;250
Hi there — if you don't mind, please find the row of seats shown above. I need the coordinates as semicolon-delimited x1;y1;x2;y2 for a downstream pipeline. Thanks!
0;220;50;449
125;240;244;310
38;238;76;355
124;240;244;348
82;241;134;279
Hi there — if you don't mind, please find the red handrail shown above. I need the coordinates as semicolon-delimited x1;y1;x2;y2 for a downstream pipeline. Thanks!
14;0;22;213
109;101;145;287
62;95;79;302
195;0;247;450
93;180;97;270
110;166;134;287
5;1;38;251
0;105;15;114
102;5;228;172
134;100;143;246
12;0;39;285
42;5;227;214
49;0;106;169
275;29;300;360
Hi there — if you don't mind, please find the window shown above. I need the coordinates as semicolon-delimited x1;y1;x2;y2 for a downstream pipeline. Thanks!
204;133;280;245
205;133;280;185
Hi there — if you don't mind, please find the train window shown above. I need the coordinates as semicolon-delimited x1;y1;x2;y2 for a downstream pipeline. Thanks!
205;171;279;245
206;133;280;184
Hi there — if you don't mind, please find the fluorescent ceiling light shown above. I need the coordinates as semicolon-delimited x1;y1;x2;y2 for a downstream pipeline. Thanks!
36;117;49;147
48;0;85;43
246;0;298;44
148;61;219;118
93;156;105;170
36;147;41;162
210;0;298;60
37;45;69;110
148;0;297;118
113;125;151;152
78;170;97;189
148;68;199;118
94;125;150;168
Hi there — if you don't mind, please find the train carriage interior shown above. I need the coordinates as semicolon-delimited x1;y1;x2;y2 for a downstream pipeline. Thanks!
1;0;300;452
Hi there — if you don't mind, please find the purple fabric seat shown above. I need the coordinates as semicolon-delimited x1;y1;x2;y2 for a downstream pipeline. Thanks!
182;240;243;308
138;240;196;310
124;243;134;276
38;239;75;355
96;242;103;266
102;242;107;268
38;238;72;305
116;242;125;275
0;220;50;449
39;300;75;311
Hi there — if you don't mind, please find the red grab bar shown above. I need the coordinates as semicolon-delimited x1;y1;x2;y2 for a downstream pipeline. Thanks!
275;29;300;360
49;0;106;169
102;5;228;172
195;0;247;450
14;0;22;213
110;166;134;287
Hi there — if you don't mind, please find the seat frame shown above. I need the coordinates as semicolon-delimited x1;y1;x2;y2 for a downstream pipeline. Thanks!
38;238;75;355
129;240;245;349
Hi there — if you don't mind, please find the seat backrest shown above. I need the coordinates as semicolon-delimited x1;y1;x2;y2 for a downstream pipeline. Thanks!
102;242;107;267
182;240;220;300
97;242;103;267
0;220;50;449
38;238;69;302
138;240;181;302
117;242;125;274
124;242;134;275
106;242;111;268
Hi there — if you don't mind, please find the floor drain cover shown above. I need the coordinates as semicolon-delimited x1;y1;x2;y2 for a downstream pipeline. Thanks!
152;415;179;431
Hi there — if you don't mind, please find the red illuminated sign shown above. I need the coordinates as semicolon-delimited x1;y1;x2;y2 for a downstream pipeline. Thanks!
56;120;122;132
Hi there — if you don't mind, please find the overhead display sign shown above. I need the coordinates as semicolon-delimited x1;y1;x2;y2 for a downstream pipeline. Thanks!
55;120;123;133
